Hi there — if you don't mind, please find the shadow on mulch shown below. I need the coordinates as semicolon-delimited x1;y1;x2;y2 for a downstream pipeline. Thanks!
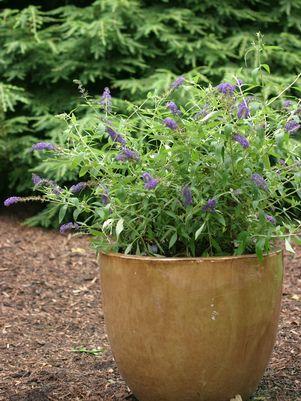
0;209;300;401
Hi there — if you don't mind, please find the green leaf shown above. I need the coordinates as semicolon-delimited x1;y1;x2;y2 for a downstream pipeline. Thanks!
124;243;133;254
195;222;206;240
261;64;270;74
116;218;124;239
285;239;295;254
169;232;177;249
255;238;265;262
73;208;81;220
59;205;68;223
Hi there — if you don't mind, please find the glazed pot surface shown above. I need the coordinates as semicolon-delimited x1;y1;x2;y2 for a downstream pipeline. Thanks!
99;252;283;401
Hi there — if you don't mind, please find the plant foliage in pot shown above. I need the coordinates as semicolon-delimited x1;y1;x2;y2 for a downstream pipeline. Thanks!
5;65;301;401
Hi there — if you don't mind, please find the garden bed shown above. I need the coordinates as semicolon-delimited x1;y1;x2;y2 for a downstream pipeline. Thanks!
0;209;300;401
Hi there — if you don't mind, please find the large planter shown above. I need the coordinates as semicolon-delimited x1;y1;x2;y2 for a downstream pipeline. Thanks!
99;251;283;401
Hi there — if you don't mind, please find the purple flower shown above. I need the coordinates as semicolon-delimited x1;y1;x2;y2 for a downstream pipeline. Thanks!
285;120;300;133
237;100;251;119
251;173;268;191
102;194;109;205
60;222;79;234
202;198;217;213
100;87;112;112
166;101;181;115
106;127;126;144
236;79;244;86
163;117;178;130
32;174;43;186
99;185;109;205
142;172;159;190
279;159;286;166
233;134;249;149
4;196;21;207
32;142;56;151
182;185;193;206
52;186;62;195
216;82;236;95
170;76;185;90
70;182;87;193
115;147;139;162
283;100;293;108
265;214;276;225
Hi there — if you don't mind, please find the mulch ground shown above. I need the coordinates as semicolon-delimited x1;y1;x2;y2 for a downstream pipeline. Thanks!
0;209;300;401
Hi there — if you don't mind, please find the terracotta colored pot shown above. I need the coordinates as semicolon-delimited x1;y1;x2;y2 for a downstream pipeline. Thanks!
99;251;283;401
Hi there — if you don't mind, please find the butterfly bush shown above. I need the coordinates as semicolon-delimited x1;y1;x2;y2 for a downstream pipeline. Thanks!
5;74;301;259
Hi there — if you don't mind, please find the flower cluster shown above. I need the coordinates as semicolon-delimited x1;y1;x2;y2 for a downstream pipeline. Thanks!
116;147;139;162
170;76;185;90
106;126;126;144
166;101;181;116
251;173;268;191
202;199;217;213
4;196;21;207
237;100;250;119
163;117;178;130
285;120;300;133
233;134;249;149
60;222;79;234
142;173;159;190
100;87;112;113
32;142;56;151
216;82;236;95
70;182;87;193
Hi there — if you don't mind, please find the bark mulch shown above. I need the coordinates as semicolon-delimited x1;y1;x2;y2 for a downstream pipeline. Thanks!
0;210;300;401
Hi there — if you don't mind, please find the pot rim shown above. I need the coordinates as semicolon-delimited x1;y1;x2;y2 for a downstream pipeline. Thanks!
99;249;283;263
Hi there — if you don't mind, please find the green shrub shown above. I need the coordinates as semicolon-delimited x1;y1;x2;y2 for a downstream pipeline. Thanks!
5;67;301;257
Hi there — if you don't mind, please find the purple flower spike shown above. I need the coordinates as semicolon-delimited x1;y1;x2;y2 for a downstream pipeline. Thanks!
233;134;249;149
116;147;139;162
60;222;79;234
237;100;251;119
32;142;56;151
163;117;178;130
99;185;109;205
32;174;43;186
142;172;159;190
285;120;300;133
145;179;159;190
100;87;112;112
166;101;181;116
216;82;236;95
283;100;293;108
265;214;276;225
70;182;87;193
106;127;126;144
170;76;185;90
251;173;268;191
4;196;21;207
52;186;62;195
182;185;193;207
202;198;217;213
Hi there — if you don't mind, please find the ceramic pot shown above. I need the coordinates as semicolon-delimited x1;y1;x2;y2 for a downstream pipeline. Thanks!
99;251;283;401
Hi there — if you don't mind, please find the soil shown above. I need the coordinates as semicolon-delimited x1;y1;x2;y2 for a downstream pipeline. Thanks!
0;209;300;401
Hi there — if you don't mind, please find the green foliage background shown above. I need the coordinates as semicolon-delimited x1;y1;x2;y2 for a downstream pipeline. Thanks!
1;0;301;219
